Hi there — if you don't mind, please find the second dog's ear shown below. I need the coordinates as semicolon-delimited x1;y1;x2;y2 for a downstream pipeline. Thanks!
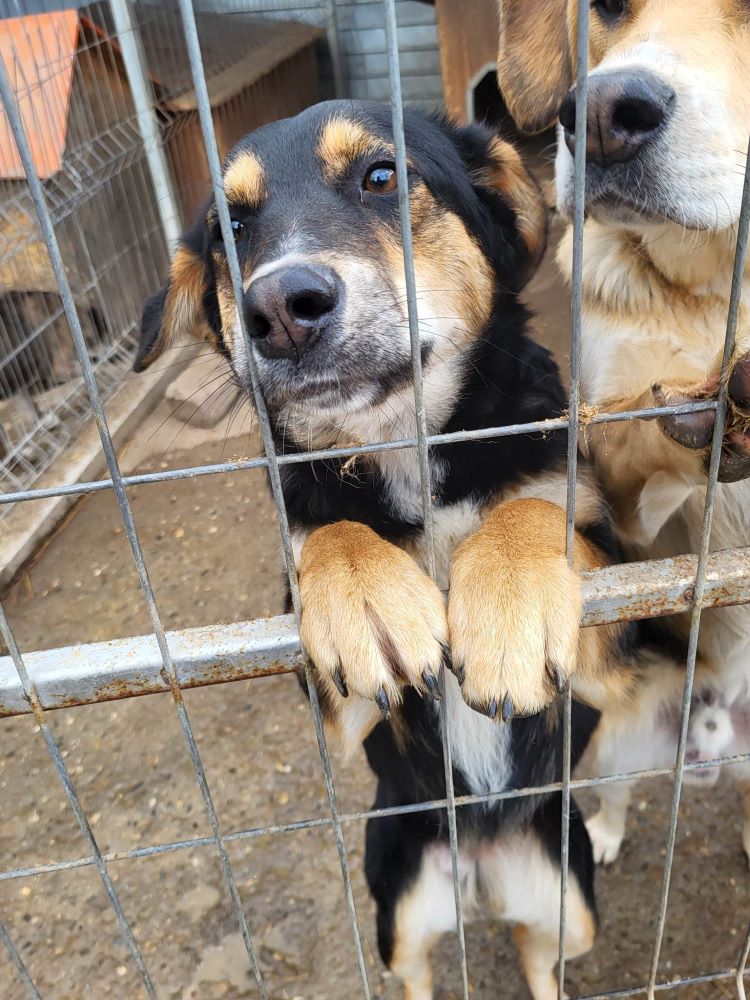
497;0;572;134
134;215;214;373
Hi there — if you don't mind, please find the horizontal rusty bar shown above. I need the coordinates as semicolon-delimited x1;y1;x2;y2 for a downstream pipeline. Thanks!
0;616;304;717
581;545;750;626
1;547;748;717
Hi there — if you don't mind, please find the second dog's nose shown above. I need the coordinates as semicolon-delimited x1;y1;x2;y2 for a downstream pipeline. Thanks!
559;70;675;167
244;264;339;359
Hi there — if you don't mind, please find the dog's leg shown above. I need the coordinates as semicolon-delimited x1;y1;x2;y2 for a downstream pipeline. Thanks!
385;844;464;1000
589;352;750;549
480;814;595;1000
512;914;594;1000
585;780;632;866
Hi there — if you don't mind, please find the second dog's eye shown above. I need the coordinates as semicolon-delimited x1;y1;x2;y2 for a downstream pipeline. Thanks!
592;0;626;19
231;219;245;240
363;163;398;195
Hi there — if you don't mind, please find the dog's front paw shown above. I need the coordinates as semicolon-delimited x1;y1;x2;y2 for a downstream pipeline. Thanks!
299;521;448;716
654;353;750;483
447;499;581;720
586;810;624;866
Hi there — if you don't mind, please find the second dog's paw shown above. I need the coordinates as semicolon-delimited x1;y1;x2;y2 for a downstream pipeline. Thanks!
653;358;750;483
299;521;447;715
586;811;624;866
447;499;581;720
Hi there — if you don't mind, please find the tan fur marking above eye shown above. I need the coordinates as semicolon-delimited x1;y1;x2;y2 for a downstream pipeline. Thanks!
317;117;392;181
223;151;266;211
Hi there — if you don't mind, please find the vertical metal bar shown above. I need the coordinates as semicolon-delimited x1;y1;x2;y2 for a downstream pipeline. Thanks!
647;135;750;1000
0;915;43;1000
0;45;267;1000
108;0;182;247
325;0;345;98
173;4;372;995
0;606;156;999
382;2;469;997
558;4;589;996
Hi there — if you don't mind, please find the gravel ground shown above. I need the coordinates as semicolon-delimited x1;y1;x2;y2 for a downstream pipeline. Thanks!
2;185;749;1000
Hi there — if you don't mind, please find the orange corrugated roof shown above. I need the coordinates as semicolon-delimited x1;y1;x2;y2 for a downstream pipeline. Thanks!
0;11;79;180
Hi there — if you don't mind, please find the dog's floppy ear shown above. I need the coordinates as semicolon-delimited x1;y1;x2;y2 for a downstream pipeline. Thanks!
448;122;547;288
134;216;213;373
497;0;572;134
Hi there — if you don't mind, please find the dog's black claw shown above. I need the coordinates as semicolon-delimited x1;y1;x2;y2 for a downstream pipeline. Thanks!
375;687;391;721
452;662;466;686
423;670;441;701
332;665;348;699
487;697;498;720
548;663;567;694
502;693;514;722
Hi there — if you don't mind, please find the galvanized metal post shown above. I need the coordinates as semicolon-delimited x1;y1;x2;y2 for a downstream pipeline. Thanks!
109;0;182;249
325;0;345;98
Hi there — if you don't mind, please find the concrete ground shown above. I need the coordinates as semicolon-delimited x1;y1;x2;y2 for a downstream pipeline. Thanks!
1;151;749;1000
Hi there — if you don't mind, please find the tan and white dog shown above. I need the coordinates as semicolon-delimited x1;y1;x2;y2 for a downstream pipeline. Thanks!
498;0;750;865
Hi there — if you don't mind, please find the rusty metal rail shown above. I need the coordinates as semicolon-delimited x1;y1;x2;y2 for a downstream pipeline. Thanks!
1;547;749;718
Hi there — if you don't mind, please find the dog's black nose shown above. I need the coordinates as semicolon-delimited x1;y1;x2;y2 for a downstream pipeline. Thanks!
559;71;675;167
244;264;339;360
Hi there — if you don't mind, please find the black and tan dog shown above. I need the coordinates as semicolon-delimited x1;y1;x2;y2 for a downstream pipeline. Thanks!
498;0;750;868
135;102;632;999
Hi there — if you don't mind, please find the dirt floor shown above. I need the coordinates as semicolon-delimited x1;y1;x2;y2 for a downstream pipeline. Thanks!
2;155;750;1000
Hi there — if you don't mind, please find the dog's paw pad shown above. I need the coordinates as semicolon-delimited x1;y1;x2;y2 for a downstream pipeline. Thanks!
586;811;624;866
653;383;717;450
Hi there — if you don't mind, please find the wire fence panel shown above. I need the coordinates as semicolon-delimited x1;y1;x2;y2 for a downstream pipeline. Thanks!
0;2;169;518
1;1;750;998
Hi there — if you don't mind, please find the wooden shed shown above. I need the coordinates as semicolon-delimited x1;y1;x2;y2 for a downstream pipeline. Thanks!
136;6;323;222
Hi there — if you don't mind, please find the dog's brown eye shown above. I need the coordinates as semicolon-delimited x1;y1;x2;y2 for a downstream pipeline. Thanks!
592;0;626;18
231;219;245;240
363;163;397;195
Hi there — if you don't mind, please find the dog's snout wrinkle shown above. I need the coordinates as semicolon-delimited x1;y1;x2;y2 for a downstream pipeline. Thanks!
560;70;675;168
244;263;340;361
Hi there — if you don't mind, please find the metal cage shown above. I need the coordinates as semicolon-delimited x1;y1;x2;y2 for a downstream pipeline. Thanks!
1;1;750;998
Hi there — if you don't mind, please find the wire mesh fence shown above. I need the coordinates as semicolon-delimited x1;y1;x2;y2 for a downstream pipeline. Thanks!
1;1;750;998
